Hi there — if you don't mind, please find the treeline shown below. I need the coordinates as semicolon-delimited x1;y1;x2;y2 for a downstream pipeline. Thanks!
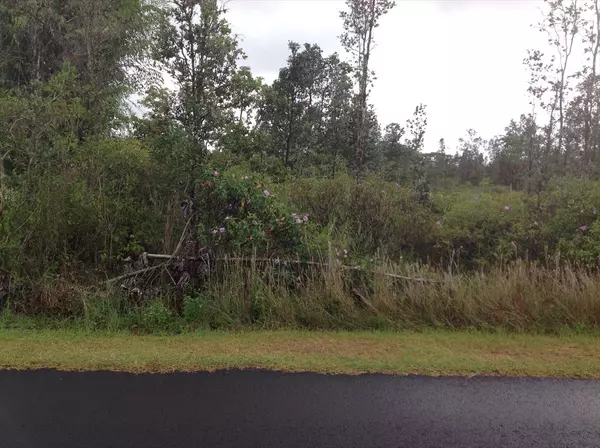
4;0;600;319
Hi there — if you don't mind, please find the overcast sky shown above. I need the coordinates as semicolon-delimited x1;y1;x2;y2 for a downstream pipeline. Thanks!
226;0;548;153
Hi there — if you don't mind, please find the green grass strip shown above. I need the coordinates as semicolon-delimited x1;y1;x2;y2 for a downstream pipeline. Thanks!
1;329;600;378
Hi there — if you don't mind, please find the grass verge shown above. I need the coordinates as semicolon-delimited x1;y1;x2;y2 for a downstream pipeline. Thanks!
1;329;600;378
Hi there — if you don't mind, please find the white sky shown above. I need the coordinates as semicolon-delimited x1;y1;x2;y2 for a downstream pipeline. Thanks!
226;0;549;153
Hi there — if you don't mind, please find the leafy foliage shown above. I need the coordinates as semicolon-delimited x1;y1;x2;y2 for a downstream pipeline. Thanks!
195;170;309;257
6;0;600;328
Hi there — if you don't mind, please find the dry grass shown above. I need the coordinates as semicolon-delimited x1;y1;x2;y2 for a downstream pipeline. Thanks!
198;258;600;332
6;258;600;334
2;329;600;378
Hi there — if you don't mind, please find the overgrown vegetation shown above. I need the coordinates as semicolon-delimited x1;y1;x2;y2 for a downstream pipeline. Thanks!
3;0;600;334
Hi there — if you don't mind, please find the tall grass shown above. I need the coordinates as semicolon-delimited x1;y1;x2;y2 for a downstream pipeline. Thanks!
195;257;600;332
4;250;600;333
6;257;596;334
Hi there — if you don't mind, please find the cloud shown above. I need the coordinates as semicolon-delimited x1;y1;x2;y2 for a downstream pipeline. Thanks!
433;0;541;13
227;0;343;78
226;0;548;152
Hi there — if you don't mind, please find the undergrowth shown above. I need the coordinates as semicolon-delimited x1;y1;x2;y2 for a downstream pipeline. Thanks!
3;258;600;335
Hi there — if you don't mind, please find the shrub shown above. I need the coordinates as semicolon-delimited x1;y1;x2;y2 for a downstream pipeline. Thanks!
140;299;180;333
195;169;311;258
286;174;434;261
432;188;525;267
182;294;208;324
83;295;125;331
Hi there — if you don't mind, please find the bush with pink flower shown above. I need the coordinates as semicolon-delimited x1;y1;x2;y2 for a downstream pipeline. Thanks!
194;169;310;257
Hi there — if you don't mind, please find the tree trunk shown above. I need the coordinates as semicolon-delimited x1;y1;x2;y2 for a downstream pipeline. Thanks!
590;1;600;166
355;1;375;182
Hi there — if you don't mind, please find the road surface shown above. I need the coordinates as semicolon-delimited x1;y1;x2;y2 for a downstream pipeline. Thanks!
1;369;599;448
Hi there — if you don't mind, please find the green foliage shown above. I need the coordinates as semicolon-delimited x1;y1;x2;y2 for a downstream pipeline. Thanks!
256;43;355;175
153;0;243;156
6;0;600;335
140;299;179;333
183;294;208;324
435;191;522;266
1;135;161;279
287;174;433;259
83;295;125;332
195;170;309;257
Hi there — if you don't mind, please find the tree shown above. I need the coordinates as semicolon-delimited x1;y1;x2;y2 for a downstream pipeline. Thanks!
547;0;582;169
150;0;244;257
488;117;535;189
423;138;458;187
0;0;154;139
527;0;583;173
320;54;354;177
380;122;406;180
580;0;600;164
154;0;243;157
258;43;355;174
339;0;395;180
456;129;487;186
405;104;428;152
378;105;427;184
258;42;312;168
230;66;263;126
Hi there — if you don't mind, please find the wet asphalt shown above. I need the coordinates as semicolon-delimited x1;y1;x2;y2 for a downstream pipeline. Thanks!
0;369;599;448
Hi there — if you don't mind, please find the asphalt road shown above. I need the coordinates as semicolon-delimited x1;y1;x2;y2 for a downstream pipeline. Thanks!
1;369;600;448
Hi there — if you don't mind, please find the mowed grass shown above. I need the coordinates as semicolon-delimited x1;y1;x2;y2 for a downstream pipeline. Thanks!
1;330;600;377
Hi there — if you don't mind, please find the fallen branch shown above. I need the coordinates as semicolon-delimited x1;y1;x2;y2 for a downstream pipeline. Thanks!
219;257;438;284
105;216;195;286
145;254;176;260
106;264;164;285
144;254;206;261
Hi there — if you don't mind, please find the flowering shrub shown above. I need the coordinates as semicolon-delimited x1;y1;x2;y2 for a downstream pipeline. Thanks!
195;170;309;257
431;189;524;267
287;174;434;260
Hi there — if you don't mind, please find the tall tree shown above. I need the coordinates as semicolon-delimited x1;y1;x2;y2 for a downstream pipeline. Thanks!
380;122;407;181
151;0;243;256
528;0;582;173
230;66;263;126
339;0;395;180
405;104;428;152
456;129;487;186
488;116;539;189
0;0;153;138
154;0;243;157
320;54;354;177
258;42;312;168
580;0;600;165
258;42;354;174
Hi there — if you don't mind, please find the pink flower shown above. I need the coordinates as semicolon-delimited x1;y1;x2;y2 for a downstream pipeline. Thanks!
264;190;271;197
295;218;302;224
504;205;511;211
302;215;309;222
212;171;219;178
